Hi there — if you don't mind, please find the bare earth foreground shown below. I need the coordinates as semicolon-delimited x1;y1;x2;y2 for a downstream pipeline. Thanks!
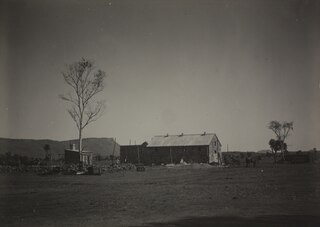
1;163;320;227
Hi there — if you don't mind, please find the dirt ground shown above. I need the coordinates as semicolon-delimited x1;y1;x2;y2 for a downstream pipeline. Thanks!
1;161;320;226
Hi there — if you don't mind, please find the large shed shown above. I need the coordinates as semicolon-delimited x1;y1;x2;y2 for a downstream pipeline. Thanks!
147;132;222;165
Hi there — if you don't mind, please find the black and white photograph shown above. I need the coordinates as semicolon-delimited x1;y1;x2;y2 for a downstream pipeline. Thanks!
0;0;319;226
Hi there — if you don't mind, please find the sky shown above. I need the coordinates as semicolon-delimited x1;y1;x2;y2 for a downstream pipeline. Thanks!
0;0;319;151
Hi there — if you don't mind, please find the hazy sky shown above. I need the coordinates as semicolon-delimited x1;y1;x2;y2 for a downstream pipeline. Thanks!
0;0;319;151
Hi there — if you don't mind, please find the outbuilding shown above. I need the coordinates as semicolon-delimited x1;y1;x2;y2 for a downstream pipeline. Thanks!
64;144;93;166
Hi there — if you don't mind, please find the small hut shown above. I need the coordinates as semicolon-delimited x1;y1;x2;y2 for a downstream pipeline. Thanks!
64;144;93;166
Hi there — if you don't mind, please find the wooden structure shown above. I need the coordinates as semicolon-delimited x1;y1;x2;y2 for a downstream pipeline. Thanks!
64;144;93;166
120;143;148;164
120;133;222;165
147;133;222;165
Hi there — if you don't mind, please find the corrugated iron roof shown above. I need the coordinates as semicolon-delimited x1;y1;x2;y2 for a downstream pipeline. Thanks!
147;133;219;147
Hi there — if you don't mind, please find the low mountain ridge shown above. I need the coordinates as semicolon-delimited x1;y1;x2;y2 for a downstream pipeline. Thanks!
0;137;120;159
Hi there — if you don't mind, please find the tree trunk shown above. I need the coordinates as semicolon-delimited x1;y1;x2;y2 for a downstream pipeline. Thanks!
78;129;82;170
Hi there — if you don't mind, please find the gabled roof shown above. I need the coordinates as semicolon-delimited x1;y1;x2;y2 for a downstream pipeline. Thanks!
147;133;220;147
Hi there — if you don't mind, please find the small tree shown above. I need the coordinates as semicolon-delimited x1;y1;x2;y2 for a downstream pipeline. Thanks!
268;139;287;163
268;121;293;161
43;144;50;159
60;58;106;169
269;139;278;163
43;144;51;166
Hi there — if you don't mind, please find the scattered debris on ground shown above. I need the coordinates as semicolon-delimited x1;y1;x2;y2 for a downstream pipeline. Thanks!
0;161;137;175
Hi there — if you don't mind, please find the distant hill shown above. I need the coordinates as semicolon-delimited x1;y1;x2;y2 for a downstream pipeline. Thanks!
0;138;120;159
257;150;271;154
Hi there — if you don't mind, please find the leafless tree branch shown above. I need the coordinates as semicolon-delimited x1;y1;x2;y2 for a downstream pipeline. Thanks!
60;58;106;168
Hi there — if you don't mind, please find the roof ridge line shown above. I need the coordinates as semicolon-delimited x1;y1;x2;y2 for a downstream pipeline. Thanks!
154;133;214;137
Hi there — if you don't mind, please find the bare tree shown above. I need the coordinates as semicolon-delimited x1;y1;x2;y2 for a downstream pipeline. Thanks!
60;58;106;168
268;121;293;161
